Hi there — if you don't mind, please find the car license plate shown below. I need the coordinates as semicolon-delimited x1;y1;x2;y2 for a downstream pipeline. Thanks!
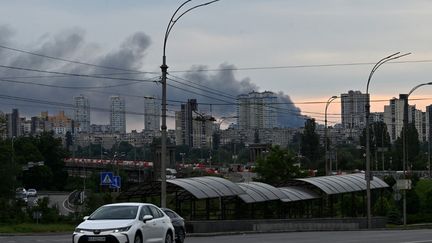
88;236;106;242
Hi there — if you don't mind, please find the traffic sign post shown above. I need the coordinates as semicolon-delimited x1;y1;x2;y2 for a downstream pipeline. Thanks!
109;176;121;189
100;172;114;186
396;179;412;190
100;172;121;191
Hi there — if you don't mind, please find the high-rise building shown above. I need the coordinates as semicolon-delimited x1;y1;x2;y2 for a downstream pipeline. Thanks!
7;108;21;138
413;109;426;142
74;95;90;133
341;90;369;129
192;115;214;149
370;112;384;123
47;111;74;135
175;99;197;147
426;105;432;142
384;95;416;142
237;91;277;130
0;111;6;139
110;96;126;134
144;96;160;132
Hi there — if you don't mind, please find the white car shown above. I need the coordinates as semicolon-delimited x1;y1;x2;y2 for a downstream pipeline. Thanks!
27;188;37;197
73;202;175;243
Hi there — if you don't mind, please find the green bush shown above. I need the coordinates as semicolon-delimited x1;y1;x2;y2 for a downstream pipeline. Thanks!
387;207;402;225
407;213;432;224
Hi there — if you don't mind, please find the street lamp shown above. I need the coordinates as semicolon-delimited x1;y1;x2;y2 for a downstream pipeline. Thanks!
160;0;220;208
325;96;338;176
401;81;432;226
365;52;410;229
11;136;16;192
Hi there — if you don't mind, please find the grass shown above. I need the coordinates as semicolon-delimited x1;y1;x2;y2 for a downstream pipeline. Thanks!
0;223;76;234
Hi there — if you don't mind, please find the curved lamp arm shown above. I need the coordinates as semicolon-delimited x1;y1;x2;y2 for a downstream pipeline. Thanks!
163;0;220;57
408;82;432;97
366;52;411;94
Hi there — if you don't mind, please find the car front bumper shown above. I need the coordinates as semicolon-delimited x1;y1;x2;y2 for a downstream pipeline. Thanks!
72;232;130;243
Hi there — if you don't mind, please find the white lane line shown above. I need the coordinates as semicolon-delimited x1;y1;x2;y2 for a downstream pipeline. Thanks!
401;241;432;243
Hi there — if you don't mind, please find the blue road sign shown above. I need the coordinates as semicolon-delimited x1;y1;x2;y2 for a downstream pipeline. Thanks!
109;176;121;189
100;172;114;185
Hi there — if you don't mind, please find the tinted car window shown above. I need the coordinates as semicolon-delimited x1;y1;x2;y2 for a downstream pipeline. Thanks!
165;211;177;218
139;206;152;219
89;206;138;220
149;206;164;218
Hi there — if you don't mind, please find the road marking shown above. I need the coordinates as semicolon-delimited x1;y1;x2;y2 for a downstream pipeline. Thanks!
63;196;75;214
401;241;432;243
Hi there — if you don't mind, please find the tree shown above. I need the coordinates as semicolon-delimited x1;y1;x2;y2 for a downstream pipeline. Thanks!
255;146;305;184
300;119;321;169
22;165;53;189
0;141;17;198
393;123;420;170
65;131;73;152
36;132;68;190
360;121;391;170
336;145;363;170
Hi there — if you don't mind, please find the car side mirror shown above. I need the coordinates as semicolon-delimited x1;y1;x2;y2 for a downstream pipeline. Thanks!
83;216;89;221
142;215;153;222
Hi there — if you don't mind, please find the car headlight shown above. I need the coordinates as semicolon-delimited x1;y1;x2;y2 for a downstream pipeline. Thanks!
74;228;84;233
113;226;131;233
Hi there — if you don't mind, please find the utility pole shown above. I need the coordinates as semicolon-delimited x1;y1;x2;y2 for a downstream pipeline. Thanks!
160;0;220;208
365;52;410;229
325;96;338;175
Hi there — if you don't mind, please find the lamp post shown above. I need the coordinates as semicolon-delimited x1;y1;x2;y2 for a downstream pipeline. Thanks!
365;52;410;229
160;0;220;208
11;136;16;192
325;96;338;176
401;81;432;226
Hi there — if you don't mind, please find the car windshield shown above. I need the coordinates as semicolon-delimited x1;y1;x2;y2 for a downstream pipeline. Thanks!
89;206;139;220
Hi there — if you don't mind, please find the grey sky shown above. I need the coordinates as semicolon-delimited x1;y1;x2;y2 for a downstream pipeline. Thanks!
0;0;431;130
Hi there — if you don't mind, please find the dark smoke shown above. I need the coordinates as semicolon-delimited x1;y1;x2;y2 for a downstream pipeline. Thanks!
0;26;305;130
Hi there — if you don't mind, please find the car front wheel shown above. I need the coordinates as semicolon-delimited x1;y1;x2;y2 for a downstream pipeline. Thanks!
165;232;173;243
176;229;185;243
134;232;142;243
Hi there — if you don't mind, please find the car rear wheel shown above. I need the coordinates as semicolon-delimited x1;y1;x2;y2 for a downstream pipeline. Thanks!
134;232;142;243
165;232;173;243
176;229;185;243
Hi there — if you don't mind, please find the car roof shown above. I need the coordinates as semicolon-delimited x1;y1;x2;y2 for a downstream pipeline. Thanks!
161;208;174;212
161;208;179;215
102;202;156;207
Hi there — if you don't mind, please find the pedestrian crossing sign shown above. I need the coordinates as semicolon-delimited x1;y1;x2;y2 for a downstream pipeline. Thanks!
100;172;114;185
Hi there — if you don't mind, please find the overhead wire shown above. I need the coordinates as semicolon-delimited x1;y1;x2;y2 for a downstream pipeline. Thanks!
2;43;432;126
0;93;176;118
0;64;159;83
0;76;160;89
0;44;158;74
169;59;432;73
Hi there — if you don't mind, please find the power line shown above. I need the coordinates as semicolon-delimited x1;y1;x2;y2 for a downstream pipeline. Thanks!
0;44;158;74
0;93;175;118
0;76;160;89
3;43;432;76
0;64;159;83
167;73;237;99
166;81;233;104
170;59;432;73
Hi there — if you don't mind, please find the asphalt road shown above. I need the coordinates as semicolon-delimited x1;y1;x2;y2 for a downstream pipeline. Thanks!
2;230;432;243
39;192;74;216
